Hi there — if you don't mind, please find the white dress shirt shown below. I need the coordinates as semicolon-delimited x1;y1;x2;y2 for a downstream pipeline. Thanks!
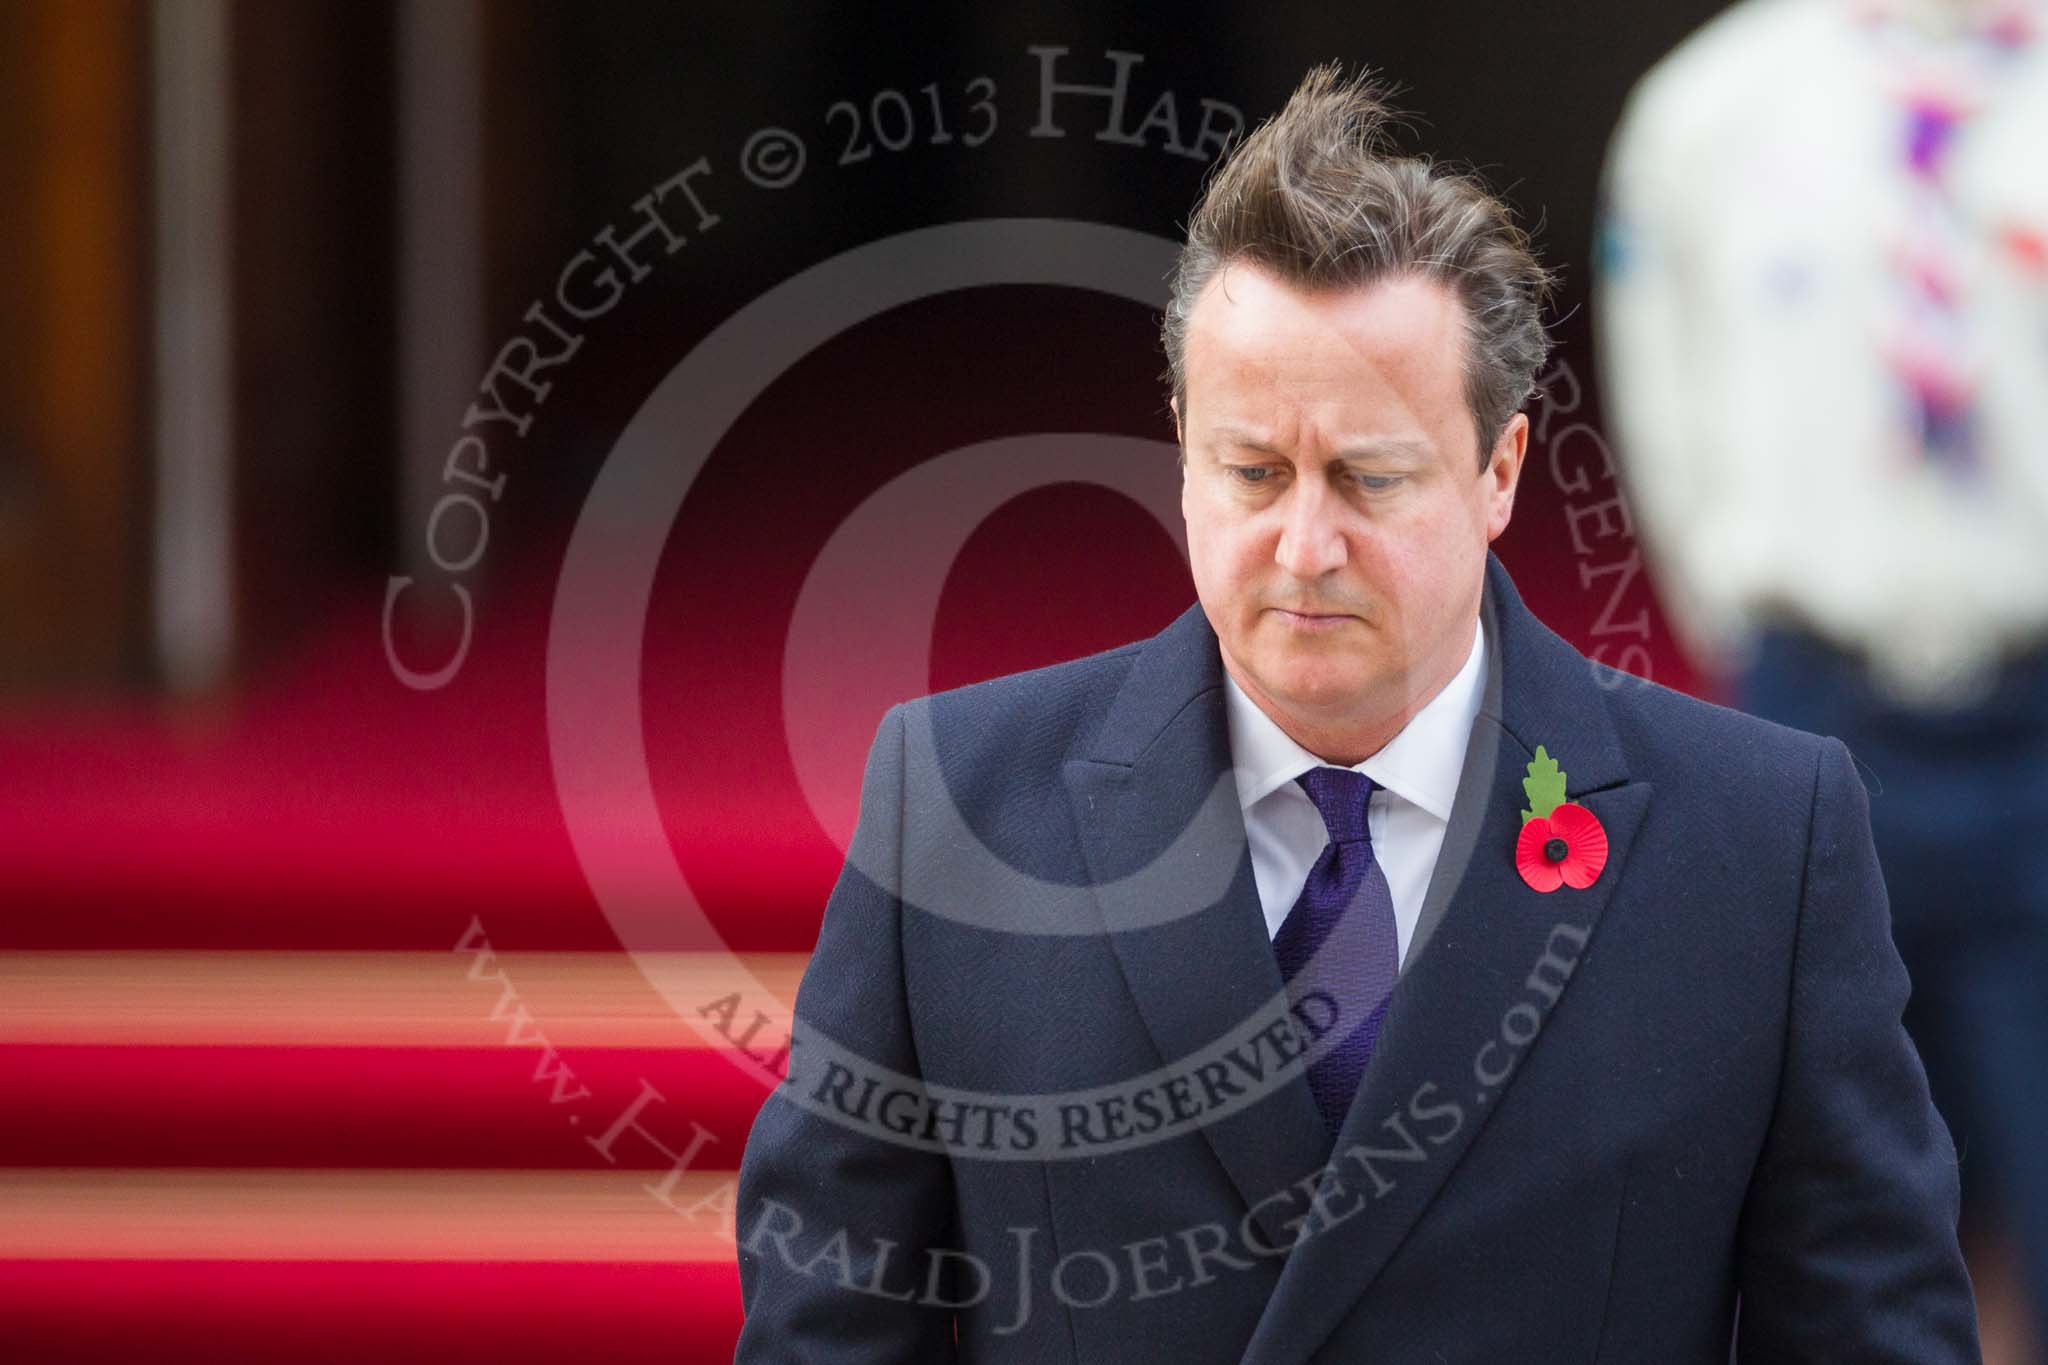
1221;614;1489;974
1594;0;2048;706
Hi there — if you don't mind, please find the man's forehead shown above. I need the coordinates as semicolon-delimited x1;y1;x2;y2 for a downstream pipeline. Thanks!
1186;267;1463;405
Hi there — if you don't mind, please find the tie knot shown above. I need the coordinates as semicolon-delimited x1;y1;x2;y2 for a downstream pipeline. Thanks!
1296;766;1376;845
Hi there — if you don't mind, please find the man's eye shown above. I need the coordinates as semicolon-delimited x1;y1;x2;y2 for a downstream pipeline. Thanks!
1356;474;1403;492
1228;467;1272;485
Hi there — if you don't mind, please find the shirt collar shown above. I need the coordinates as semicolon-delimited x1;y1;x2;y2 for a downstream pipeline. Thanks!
1221;613;1488;823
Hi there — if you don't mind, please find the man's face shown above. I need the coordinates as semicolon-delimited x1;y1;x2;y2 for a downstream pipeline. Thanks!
1175;261;1526;761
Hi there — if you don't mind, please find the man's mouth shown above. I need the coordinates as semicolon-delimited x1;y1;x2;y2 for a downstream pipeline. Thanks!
1273;607;1355;628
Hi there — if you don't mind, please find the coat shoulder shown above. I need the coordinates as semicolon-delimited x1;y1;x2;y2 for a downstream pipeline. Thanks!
902;632;1149;775
1594;662;1841;816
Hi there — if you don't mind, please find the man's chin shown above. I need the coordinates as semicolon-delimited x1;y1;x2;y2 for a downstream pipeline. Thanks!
1251;664;1382;716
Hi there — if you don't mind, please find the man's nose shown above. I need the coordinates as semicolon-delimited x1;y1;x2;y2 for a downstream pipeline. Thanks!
1273;474;1348;579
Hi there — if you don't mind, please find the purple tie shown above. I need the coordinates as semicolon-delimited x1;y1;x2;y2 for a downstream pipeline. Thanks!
1272;766;1400;1136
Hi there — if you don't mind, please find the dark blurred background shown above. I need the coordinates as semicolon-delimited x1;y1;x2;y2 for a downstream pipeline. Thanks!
0;0;1722;695
1;1;2037;1361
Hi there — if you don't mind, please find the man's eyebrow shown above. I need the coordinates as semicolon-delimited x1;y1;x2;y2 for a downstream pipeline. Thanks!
1208;423;1432;461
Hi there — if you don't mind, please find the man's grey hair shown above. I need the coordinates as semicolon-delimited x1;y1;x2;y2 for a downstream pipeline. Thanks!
1162;62;1557;470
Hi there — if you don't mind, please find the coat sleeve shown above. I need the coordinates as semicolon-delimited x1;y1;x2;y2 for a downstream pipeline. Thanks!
1732;735;1981;1361
733;702;962;1362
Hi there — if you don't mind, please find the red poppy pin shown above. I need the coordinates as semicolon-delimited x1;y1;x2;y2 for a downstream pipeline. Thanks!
1514;745;1609;892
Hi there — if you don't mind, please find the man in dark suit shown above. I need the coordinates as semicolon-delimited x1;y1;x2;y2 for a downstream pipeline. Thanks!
734;63;1980;1362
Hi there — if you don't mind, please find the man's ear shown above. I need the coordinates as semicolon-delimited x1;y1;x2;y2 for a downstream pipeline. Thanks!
1170;394;1182;445
1484;410;1530;542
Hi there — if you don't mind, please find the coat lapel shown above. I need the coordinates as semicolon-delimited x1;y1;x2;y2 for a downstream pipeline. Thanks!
1061;602;1332;1250
1238;552;1655;1365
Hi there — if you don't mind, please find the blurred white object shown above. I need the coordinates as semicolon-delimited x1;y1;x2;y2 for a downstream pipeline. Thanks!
1594;0;2048;709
